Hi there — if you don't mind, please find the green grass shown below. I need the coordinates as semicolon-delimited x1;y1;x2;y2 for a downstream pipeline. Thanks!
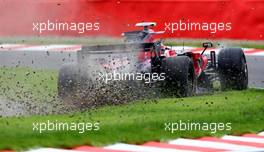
0;67;264;150
0;67;58;103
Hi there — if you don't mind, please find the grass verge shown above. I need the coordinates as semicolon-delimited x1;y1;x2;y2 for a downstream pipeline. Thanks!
0;67;58;103
0;67;263;150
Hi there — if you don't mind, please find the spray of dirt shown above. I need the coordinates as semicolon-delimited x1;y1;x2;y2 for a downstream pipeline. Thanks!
0;96;70;117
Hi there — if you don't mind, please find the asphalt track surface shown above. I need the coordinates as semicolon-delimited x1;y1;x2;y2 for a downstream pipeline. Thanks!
0;44;263;88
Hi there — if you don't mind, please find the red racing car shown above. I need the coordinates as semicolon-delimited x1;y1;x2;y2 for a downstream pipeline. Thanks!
58;22;248;106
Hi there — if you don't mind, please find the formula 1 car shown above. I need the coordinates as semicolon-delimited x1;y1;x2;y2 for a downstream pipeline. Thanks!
58;22;248;107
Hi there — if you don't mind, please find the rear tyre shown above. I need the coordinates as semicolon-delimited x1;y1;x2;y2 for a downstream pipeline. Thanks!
161;56;196;97
218;48;248;90
58;63;81;104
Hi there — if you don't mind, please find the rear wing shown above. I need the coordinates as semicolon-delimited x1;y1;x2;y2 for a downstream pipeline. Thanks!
80;43;154;54
77;43;155;64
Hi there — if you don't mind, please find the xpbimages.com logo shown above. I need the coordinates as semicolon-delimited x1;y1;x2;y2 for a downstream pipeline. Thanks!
98;71;166;84
32;120;100;133
164;20;232;34
165;120;232;134
32;20;100;34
